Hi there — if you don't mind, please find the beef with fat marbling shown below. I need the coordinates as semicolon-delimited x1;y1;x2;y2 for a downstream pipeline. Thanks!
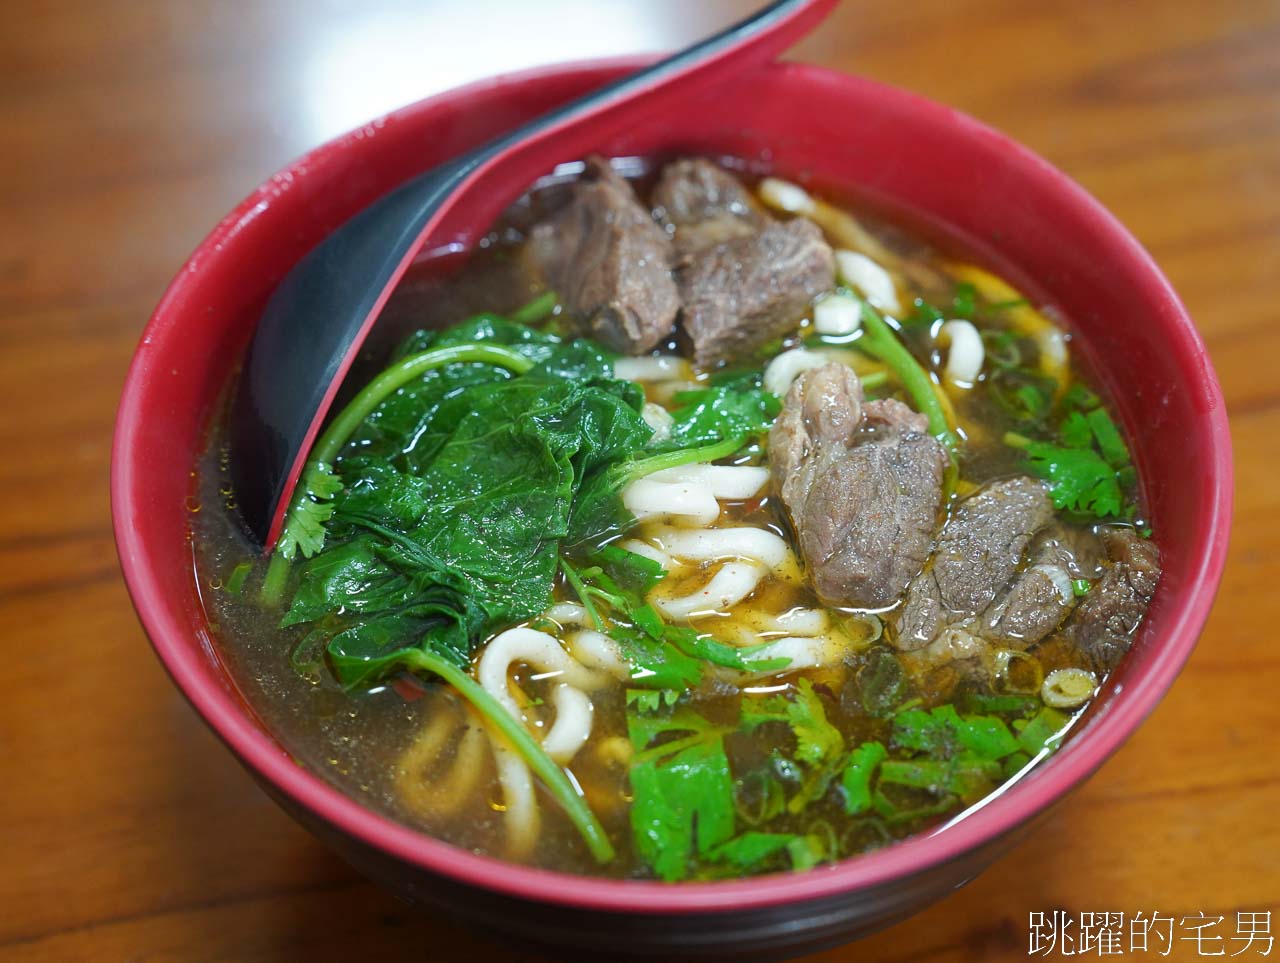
893;476;1055;651
679;219;835;367
1064;528;1161;673
770;362;947;609
652;157;769;256
526;156;679;355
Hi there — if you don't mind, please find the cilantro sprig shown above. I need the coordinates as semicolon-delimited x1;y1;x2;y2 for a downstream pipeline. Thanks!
1005;386;1139;520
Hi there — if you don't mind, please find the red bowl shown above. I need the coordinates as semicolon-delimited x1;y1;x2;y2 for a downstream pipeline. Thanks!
112;58;1231;956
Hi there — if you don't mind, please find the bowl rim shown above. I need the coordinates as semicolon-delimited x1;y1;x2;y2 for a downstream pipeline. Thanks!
113;55;1233;914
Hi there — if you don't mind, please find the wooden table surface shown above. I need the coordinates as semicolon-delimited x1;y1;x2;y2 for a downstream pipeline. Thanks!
2;1;1275;959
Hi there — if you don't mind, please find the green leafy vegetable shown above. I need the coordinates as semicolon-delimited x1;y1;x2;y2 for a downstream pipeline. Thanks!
559;555;789;689
951;281;977;319
1022;441;1124;518
841;741;888;815
263;341;538;601
1014;707;1071;756
1086;408;1130;467
628;705;734;881
743;679;846;813
654;385;780;453
856;303;959;457
285;371;654;684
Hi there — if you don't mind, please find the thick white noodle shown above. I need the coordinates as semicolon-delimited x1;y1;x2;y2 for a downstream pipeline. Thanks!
491;740;539;858
646;526;792;621
543;601;589;627
623;477;720;526
622;465;768;526
618;538;674;571
732;636;841;680
478;628;603;693
813;292;863;336
758;176;817;215
939;319;985;386
1035;563;1077;602
397;705;487;817
568;629;631;680
646;464;769;499
651;526;790;570
477;627;602;765
656;560;769;619
835;249;901;315
763;348;831;397
540;684;594;763
613;355;690;382
758;606;829;636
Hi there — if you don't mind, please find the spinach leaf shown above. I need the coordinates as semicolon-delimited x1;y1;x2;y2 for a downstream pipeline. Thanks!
651;385;780;453
287;368;653;683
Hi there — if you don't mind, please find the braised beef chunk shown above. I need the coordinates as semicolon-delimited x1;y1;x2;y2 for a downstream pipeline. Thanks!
526;156;679;354
895;477;1054;650
770;363;947;609
1066;529;1161;672
977;524;1104;648
652;157;768;256
769;360;863;495
680;219;835;367
980;544;1076;649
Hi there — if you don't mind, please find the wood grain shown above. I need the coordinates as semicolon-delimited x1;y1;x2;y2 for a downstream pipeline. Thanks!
1;1;1275;959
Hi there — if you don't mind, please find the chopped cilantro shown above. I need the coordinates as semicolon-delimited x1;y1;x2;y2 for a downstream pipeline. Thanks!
952;281;978;319
1013;707;1071;756
903;296;945;329
841;741;888;815
743;679;846;814
628;705;734;881
1060;382;1100;412
276;461;343;560
1058;410;1093;448
625;688;680;713
1086;407;1130;467
1023;441;1124;517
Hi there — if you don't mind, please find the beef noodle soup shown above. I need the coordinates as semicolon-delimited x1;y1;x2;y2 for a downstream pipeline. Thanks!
194;156;1160;881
